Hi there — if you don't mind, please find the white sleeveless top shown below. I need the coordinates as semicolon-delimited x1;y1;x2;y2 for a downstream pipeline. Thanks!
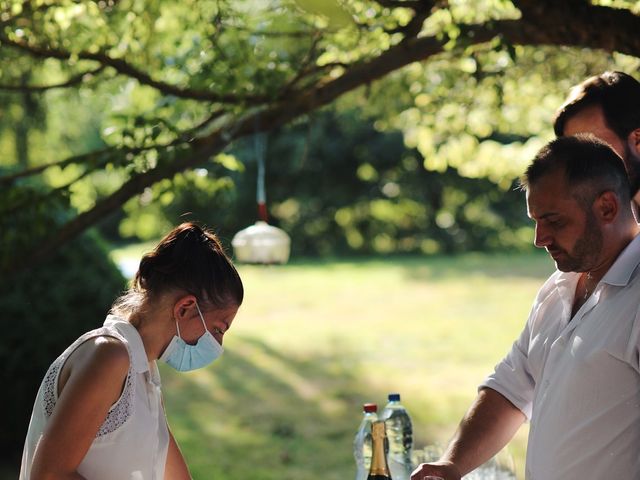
20;316;170;480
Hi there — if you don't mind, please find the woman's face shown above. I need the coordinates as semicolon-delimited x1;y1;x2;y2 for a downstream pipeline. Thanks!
203;305;238;345
185;303;238;346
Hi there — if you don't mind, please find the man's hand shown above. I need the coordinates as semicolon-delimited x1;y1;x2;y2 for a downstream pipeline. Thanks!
411;388;525;479
410;460;461;480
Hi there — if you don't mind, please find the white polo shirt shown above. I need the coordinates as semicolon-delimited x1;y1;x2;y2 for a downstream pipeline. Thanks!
482;233;640;480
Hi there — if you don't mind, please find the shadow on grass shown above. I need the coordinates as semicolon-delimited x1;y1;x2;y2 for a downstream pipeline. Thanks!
161;335;440;480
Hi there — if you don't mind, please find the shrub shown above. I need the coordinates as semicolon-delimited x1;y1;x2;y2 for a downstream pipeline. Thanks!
0;229;125;470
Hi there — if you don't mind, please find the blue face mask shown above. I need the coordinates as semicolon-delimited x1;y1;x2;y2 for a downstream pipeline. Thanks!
160;302;224;371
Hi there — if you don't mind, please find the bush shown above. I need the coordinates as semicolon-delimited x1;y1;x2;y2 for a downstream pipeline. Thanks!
0;228;125;471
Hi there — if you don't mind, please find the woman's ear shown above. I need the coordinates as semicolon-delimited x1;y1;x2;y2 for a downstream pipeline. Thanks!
173;295;197;322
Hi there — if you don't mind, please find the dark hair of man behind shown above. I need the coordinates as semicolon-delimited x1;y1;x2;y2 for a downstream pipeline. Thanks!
553;71;640;140
520;135;631;208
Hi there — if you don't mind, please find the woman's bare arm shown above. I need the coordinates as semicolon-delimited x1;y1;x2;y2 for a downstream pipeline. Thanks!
164;428;192;480
30;337;129;480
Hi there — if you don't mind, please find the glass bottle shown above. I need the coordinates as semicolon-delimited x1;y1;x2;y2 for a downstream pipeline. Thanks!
367;420;393;480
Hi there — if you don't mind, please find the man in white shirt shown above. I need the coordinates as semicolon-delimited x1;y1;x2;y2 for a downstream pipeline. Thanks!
411;135;640;480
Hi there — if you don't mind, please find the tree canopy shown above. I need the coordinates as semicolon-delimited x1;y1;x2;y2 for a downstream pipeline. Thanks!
2;0;640;273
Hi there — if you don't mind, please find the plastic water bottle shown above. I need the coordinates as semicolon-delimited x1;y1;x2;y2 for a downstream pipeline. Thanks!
382;393;413;480
354;403;378;480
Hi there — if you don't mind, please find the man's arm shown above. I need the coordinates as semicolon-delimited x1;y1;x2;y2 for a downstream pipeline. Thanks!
410;387;526;480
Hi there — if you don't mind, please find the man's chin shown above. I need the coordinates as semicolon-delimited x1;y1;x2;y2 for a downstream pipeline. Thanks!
552;258;575;272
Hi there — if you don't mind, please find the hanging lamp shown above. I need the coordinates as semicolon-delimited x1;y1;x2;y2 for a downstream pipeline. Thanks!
231;127;291;264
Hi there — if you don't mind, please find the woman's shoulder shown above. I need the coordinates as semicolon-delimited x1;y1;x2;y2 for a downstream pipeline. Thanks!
93;334;130;362
72;334;130;379
57;333;131;400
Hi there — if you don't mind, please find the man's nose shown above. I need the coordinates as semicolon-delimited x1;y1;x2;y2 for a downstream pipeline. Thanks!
534;224;551;248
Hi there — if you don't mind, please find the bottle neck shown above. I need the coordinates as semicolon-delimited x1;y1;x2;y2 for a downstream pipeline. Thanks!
364;412;378;421
386;401;400;408
369;421;391;477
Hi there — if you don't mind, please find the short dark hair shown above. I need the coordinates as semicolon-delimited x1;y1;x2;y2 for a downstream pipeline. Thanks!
134;222;243;308
553;71;640;140
520;135;631;208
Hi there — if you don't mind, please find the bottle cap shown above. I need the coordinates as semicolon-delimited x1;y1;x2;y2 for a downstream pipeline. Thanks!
388;393;401;401
363;403;377;412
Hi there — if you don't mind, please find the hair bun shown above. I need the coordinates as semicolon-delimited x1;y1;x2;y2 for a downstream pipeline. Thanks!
131;222;243;307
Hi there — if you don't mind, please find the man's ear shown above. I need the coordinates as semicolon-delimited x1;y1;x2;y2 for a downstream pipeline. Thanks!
594;191;619;224
173;295;197;322
628;128;640;155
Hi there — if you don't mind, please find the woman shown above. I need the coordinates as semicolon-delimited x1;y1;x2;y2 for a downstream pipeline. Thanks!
20;222;244;480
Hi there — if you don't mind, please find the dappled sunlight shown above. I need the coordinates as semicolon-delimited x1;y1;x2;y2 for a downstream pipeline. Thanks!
155;254;551;479
162;335;373;480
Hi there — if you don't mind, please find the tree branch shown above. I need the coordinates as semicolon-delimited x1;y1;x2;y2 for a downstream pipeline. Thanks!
278;33;329;95
483;4;640;58
512;0;588;18
182;108;230;139
0;106;229;188
0;35;271;104
221;24;319;38
2;162;103;215
2;26;462;275
8;3;640;274
372;0;425;10
0;66;105;92
0;146;118;186
399;2;435;39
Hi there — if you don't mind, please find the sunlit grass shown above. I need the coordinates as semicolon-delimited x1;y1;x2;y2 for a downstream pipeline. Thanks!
110;248;554;480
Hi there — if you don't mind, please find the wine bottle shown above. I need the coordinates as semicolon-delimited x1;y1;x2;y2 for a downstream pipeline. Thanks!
367;420;393;480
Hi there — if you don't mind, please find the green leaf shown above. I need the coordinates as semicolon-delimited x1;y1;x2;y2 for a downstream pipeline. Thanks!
292;0;353;28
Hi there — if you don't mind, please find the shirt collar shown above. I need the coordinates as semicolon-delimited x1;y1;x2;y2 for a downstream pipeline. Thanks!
600;233;640;287
104;315;150;374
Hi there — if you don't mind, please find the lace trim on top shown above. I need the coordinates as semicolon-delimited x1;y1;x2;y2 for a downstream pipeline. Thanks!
42;332;135;438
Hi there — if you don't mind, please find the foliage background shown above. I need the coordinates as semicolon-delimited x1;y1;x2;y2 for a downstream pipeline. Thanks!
0;225;125;466
2;0;640;478
2;0;640;267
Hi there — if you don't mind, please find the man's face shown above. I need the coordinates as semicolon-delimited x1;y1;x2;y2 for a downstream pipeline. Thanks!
527;172;603;272
563;105;640;195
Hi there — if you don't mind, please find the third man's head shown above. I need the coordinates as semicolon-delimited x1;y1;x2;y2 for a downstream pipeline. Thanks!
553;71;640;199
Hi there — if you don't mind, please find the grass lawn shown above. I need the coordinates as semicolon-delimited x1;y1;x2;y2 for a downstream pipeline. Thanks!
107;247;554;480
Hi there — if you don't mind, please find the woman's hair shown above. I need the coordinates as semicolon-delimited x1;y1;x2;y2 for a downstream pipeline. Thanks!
111;222;243;317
